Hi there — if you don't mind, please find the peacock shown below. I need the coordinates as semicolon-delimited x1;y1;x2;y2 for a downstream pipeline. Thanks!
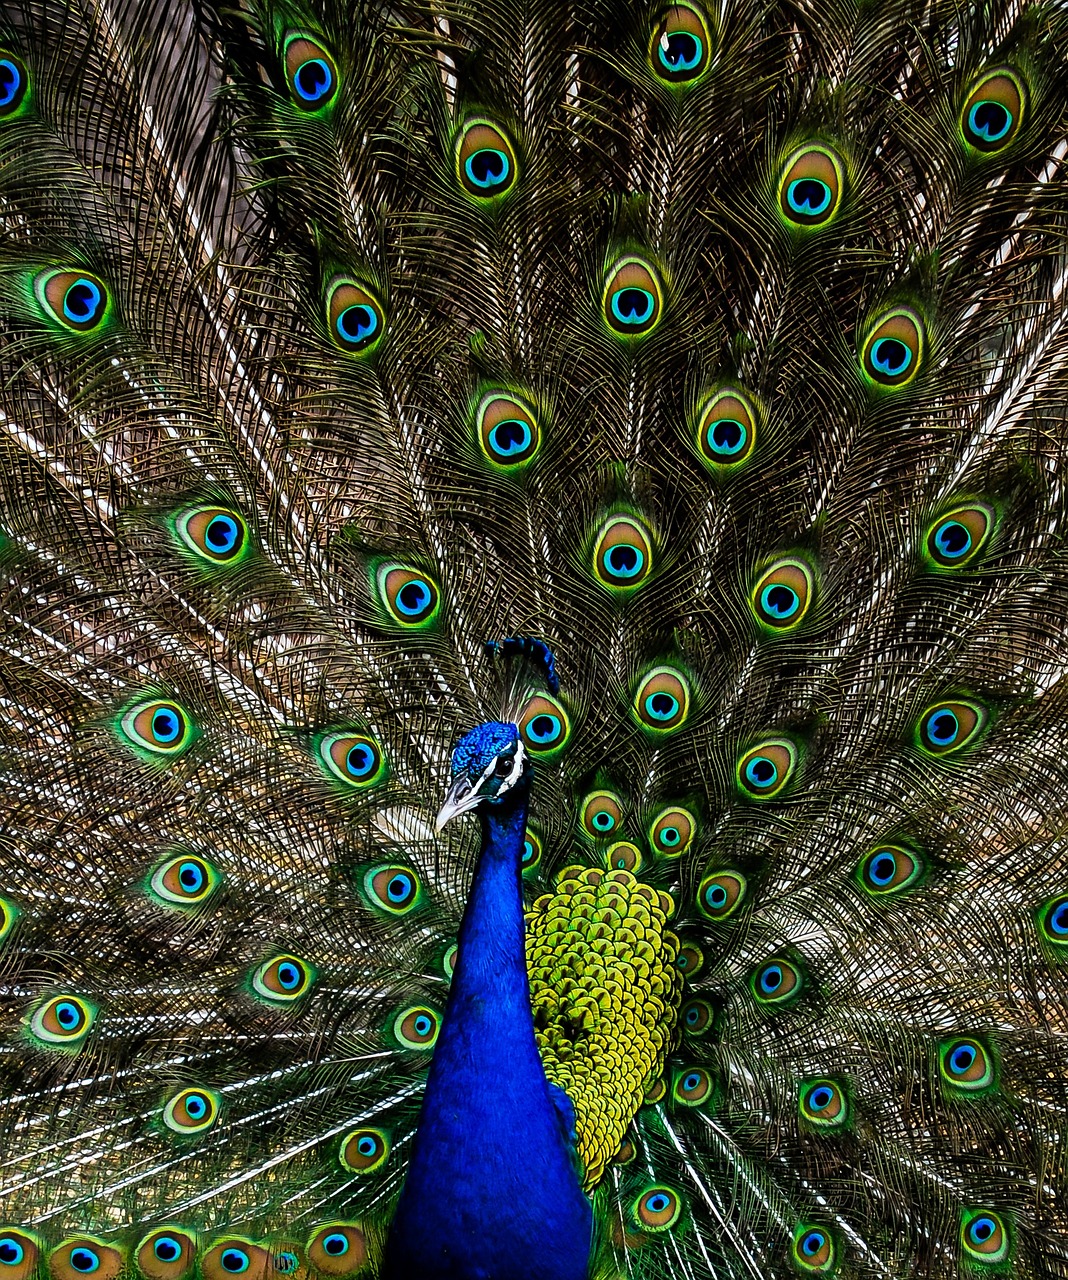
1;0;1067;1276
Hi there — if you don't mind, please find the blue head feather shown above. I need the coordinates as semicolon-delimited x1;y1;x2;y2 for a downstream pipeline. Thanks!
451;720;519;777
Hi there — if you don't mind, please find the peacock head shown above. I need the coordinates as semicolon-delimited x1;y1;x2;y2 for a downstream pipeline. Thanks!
435;721;528;831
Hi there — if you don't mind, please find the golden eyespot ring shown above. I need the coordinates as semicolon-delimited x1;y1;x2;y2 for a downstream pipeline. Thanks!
521;829;542;875
799;1078;847;1128
861;307;925;388
363;865;422;915
916;699;985;756
200;1240;268;1280
961;1209;1009;1262
750;557;814;632
696;387;758;468
29;994;95;1047
174;507;249;565
606;840;642;873
339;1128;389;1174
940;1037;994;1091
592;516;653;591
632;1186;682;1232
326;280;384;355
163;1087;220;1134
393;1006;440;1051
36;269;109;332
251;954;314;1004
603;257;663;337
751;957;803;1005
961;68;1025;153
648;805;695;857
858;845;923;896
697;871;746;921
924;503;993;569
672;1066;714;1107
518;693;570;755
791;1224;835;1271
49;1239;123;1280
119;699;196;757
633;667;690;733
0;1229;39;1280
778;145;844;228
305;1226;368;1277
456;119;518;199
675;941;704;979
580;790;624;838
736;738;796;799
650;4;711;84
150;854;220;907
316;731;387;788
476;392;540;467
376;563;441;627
135;1229;196;1280
680;997;714;1035
284;34;338;110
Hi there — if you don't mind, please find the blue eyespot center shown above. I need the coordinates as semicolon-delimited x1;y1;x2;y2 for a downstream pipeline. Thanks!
810;1086;833;1109
746;757;777;788
152;708;181;744
592;811;615;831
611;287;655;325
950;1044;977;1074
706;885;727;908
786;178;832;217
682;1072;701;1091
706;417;746;456
64;278;103;324
465;149;510;189
221;1249;249;1273
278;963;301;989
0;1240;25;1266
645;693;679;721
870;337;911;377
56;1001;81;1028
206;514;240;555
323;1236;348;1258
414;1015;431;1036
0;60;22;107
801;1232;826;1256
488;420;532;456
759;964;783;993
154;1239;180;1262
346;744;374;777
337;304;377;344
295;58;333;103
179;861;205;890
870;853;897;885
969;101;1011;143
274;1254;298;1274
760;584;799;620
387;874;412;901
661;826;680;846
658;31;702;71
528;714;561;743
926;709;959;746
934;520;971;559
606;544;644;578
1050;902;1068;935
685;1007;699;1024
71;1250;99;1274
186;1093;208;1119
969;1216;997;1244
397;580;432;615
645;1192;670;1213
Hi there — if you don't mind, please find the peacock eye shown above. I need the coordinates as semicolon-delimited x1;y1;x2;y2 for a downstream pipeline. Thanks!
174;506;250;566
456;119;518;199
749;556;815;632
696;871;746;921
0;1230;36;1278
475;392;540;467
939;1036;995;1092
592;515;654;591
316;731;387;789
392;1005;441;1051
163;1086;220;1133
923;502;993;570
149;854;221;908
374;562;441;628
580;790;624;837
915;699;986;757
251;954;315;1004
674;940;704;979
961;1208;1009;1262
306;1226;368;1276
339;1127;390;1173
671;1066;715;1108
632;1186;682;1231
284;35;338;110
36;269;110;332
1037;893;1068;950
860;307;926;389
117;698;198;760
326;279;385;356
695;387;759;469
736;738;797;799
0;52;28;116
649;4;711;84
961;68;1025;153
778;145;845;228
602;256;663;338
791;1224;836;1271
518;693;571;756
29;994;96;1048
750;957;804;1006
363;865;422;915
202;1240;270;1280
50;1239;123;1280
798;1077;849;1130
680;998;714;1035
136;1228;196;1280
633;667;691;733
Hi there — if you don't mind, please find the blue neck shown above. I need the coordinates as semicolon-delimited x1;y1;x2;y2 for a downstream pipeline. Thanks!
383;784;592;1280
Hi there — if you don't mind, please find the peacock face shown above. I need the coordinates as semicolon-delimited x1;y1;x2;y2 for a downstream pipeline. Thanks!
435;721;527;829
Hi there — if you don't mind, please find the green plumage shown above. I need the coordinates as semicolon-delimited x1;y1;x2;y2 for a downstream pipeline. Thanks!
0;0;1067;1276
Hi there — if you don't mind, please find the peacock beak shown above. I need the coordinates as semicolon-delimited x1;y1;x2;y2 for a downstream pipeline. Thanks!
435;773;483;832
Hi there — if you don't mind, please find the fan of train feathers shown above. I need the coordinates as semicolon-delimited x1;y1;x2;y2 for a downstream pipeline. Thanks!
1;0;1067;1276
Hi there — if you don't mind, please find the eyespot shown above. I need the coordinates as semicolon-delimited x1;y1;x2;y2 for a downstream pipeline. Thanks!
118;698;197;759
392;1005;440;1051
750;557;814;632
606;841;642;873
923;503;994;570
35;270;110;332
305;1226;367;1277
326;280;384;356
1037;893;1068;952
375;563;441;628
149;854;221;908
522;829;542;875
798;1078;849;1130
961;68;1025;153
650;4;711;83
675;941;704;980
633;667;691;733
455;119;517;199
580;790;624;838
0;1231;38;1280
680;998;714;1035
861;307;925;389
136;1230;196;1280
602;257;663;338
672;1066;715;1108
363;864;422;916
791;1224;836;1272
173;507;250;566
270;1251;300;1278
251;954;315;1004
915;699;986;757
284;35;338;111
613;1138;637;1165
50;1239;123;1280
736;738;797;800
648;805;695;858
961;1208;1010;1263
697;871;746;922
441;942;458;980
316;731;387;789
857;844;924;897
632;1186;682;1232
475;392;540;468
163;1087;220;1134
0;896;19;944
28;994;95;1048
339;1128;389;1174
518;693;571;756
592;516;653;591
201;1240;268;1280
778;145;844;228
695;387;758;469
0;53;28;116
751;957;803;1006
939;1037;995;1092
